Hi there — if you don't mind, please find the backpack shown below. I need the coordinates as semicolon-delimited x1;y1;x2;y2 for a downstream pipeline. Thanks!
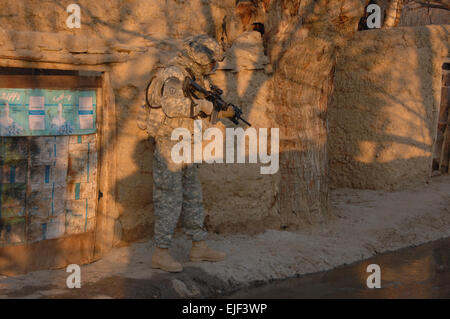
136;67;167;137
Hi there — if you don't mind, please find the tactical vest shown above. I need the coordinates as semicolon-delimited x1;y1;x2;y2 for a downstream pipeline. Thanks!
137;65;192;137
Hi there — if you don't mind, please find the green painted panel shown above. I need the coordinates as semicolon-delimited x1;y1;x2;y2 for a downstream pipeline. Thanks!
0;89;96;136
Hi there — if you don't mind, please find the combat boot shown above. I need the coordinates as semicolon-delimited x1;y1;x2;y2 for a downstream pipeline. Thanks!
189;241;226;262
151;247;183;272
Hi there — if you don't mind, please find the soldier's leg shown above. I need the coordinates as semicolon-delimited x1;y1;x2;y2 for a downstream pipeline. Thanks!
180;163;208;241
153;141;183;248
181;164;226;262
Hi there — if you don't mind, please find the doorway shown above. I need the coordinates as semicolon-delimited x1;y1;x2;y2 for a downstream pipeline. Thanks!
0;67;104;275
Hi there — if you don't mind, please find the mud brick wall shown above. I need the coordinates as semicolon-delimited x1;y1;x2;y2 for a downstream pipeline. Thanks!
399;1;450;26
329;25;450;190
0;0;447;246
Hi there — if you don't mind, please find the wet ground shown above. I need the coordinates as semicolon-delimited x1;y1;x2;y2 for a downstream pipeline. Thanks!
226;237;450;299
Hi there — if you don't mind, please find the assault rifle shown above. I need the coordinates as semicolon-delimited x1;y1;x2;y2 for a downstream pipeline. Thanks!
184;78;251;127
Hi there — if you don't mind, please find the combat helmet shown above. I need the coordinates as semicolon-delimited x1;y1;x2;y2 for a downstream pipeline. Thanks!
182;35;225;66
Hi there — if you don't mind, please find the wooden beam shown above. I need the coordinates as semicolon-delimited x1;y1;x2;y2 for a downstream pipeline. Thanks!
440;86;450;173
93;72;117;258
0;75;101;89
0;59;110;72
443;70;450;86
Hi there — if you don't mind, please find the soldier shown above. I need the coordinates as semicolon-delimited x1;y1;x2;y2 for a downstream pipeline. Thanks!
143;35;235;273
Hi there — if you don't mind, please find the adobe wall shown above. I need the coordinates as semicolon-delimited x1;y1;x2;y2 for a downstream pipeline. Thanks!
399;1;450;27
329;25;450;190
5;0;438;245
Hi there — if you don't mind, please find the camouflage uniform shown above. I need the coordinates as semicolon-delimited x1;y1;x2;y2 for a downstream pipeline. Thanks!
150;35;225;248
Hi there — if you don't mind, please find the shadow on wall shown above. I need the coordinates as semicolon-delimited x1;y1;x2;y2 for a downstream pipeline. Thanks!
112;138;155;243
328;25;449;191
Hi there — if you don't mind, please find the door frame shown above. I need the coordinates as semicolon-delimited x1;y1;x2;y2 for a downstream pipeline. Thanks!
0;66;117;276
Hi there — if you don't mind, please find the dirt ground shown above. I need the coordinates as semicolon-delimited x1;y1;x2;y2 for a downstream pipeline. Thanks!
1;175;449;299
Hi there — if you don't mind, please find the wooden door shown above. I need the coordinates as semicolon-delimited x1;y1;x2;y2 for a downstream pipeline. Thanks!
0;71;114;276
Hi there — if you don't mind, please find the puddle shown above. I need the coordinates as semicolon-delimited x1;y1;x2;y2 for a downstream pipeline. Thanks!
226;237;450;298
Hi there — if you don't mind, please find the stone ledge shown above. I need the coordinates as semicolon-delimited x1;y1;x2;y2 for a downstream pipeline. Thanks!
0;28;154;65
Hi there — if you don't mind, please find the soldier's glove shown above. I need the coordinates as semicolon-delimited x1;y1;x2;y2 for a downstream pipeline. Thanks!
195;99;214;115
218;105;235;119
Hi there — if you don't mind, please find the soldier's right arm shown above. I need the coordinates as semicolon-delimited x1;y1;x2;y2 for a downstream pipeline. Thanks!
160;77;200;118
